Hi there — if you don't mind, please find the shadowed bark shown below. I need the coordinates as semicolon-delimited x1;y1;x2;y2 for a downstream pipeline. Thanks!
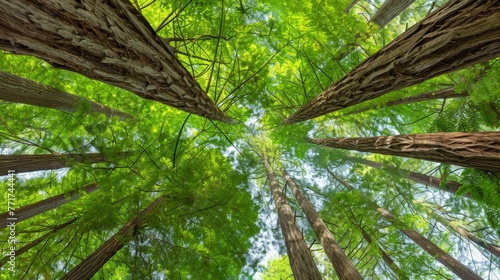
370;0;416;28
284;0;500;123
0;0;233;122
0;70;133;120
0;183;98;228
329;170;482;280
310;132;500;172
282;168;362;280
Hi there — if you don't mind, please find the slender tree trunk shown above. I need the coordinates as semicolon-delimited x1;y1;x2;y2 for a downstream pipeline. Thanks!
370;0;416;28
329;170;482;280
281;168;362;280
343;87;467;117
0;152;126;175
284;0;500;124
0;183;98;228
62;193;168;280
344;0;360;14
262;155;322;280
0;0;233;123
416;200;500;258
310;132;500;172
0;70;133;120
0;218;77;267
347;156;469;198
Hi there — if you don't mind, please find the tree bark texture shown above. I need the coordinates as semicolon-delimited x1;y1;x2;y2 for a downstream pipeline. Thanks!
329;171;482;280
347;156;468;198
263;156;322;280
370;0;416;28
281;168;362;280
284;0;500;124
62;193;168;280
0;183;98;228
0;152;114;175
310;132;500;172
0;70;133;120
0;0;233;123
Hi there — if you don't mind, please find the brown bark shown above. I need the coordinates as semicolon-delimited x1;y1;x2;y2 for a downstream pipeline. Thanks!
0;183;98;228
284;0;500;124
62;194;168;280
347;156;469;198
343;87;467;117
310;132;500;172
0;70;133;120
329;171;482;280
281;168;362;280
0;0;233;123
370;0;416;28
263;155;322;280
0;153;114;175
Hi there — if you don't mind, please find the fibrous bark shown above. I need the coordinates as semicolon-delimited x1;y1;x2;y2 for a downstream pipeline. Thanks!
310;132;500;172
62;193;168;280
0;70;133;120
0;183;98;228
281;168;362;280
329;171;482;280
370;0;416;28
284;0;500;124
0;0;233;123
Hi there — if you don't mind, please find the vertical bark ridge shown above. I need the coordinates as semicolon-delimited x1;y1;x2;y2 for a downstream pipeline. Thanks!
370;0;416;28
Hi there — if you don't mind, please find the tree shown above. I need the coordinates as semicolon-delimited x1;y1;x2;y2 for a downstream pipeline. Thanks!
370;0;416;28
284;0;500;123
310;132;500;172
0;70;133;120
0;0;232;122
281;168;362;280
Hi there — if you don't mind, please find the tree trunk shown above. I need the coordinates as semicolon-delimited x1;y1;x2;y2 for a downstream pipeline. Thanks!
416;200;500;258
0;70;133;120
310;132;500;172
262;155;322;280
0;218;77;267
0;0;233;123
343;87;467;117
284;0;500;124
62;193;168;280
347;156;468;198
0;183;98;228
329;171;482;280
370;0;416;28
0;152;124;175
281;168;362;280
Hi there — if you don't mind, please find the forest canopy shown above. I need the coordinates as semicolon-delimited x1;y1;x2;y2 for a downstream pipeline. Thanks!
0;0;499;279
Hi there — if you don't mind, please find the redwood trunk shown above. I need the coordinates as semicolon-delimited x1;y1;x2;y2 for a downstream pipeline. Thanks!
0;70;133;120
0;0;232;123
284;0;500;123
281;168;362;280
0;183;98;228
62;194;168;280
330;171;482;280
310;132;500;172
0;152;127;175
263;156;322;280
370;0;416;28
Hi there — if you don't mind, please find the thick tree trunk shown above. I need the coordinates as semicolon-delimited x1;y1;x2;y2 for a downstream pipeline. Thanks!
0;218;77;267
62;194;168;280
310;132;500;172
370;0;416;28
263;156;322;280
329;171;482;280
0;70;133;120
343;87;467;117
0;0;232;123
347;156;468;198
284;0;500;124
281;168;362;280
0;183;98;228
